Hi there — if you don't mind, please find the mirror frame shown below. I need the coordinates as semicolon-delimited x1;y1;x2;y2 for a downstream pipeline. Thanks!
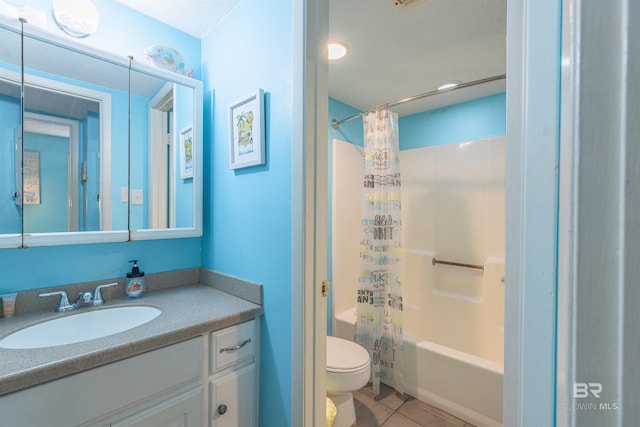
0;18;203;247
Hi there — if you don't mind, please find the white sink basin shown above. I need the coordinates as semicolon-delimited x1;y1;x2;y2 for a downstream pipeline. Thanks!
0;306;161;349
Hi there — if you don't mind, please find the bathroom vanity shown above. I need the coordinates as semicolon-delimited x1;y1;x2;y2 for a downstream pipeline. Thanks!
0;284;262;427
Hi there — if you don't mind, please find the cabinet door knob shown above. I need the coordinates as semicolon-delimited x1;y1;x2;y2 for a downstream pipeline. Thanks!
218;404;228;415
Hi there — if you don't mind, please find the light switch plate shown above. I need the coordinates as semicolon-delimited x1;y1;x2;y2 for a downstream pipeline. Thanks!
132;189;143;205
120;186;128;203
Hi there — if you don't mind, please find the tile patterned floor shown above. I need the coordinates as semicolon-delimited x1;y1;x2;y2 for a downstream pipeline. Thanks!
352;383;477;427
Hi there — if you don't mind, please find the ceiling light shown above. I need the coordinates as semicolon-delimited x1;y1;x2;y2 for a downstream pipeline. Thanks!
437;80;462;91
328;42;349;60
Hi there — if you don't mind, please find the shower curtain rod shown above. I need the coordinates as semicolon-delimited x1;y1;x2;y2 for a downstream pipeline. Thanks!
330;74;506;130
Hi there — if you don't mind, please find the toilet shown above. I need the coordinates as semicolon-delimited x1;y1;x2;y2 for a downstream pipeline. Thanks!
326;336;371;427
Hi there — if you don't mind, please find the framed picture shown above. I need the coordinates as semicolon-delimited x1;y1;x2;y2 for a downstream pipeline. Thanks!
23;151;40;204
180;125;194;179
228;88;265;169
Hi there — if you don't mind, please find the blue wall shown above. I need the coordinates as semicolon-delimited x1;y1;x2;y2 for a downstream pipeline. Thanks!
174;84;194;228
326;93;506;334
0;1;202;292
23;132;69;233
129;94;150;230
0;238;201;293
82;112;101;231
399;92;506;149
201;0;292;425
0;93;21;234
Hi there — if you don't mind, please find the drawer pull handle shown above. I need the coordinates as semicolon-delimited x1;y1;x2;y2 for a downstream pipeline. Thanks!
218;404;228;415
219;338;252;353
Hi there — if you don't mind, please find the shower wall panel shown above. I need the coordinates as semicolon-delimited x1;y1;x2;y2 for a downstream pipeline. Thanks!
332;136;505;363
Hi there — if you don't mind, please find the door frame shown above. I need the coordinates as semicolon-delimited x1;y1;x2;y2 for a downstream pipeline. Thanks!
148;82;175;229
297;0;565;425
23;112;79;232
504;0;562;425
291;1;329;426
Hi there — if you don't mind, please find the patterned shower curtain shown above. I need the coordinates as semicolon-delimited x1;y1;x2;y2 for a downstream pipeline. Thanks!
355;108;403;395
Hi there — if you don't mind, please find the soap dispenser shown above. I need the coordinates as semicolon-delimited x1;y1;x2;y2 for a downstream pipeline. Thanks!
126;260;146;299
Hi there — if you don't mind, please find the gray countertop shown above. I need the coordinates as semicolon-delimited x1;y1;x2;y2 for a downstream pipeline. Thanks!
0;284;263;396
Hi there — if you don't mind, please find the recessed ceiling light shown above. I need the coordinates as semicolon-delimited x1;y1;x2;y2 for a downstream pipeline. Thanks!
328;42;349;60
437;80;462;91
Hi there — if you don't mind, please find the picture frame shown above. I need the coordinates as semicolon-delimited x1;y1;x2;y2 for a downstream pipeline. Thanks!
23;151;40;204
180;125;194;179
228;88;265;169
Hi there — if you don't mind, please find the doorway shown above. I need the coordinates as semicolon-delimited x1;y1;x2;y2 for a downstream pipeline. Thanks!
22;112;79;233
148;82;175;229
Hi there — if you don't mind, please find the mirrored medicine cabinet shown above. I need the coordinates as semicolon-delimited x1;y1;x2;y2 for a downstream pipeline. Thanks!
0;17;203;248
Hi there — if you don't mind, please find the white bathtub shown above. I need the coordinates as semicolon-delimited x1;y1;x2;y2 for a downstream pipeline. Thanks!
335;307;504;427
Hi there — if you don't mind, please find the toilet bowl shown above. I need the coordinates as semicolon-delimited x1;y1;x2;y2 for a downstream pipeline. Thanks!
326;336;371;427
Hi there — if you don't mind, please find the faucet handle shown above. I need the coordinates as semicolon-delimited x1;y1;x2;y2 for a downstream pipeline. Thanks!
39;291;74;312
93;282;119;305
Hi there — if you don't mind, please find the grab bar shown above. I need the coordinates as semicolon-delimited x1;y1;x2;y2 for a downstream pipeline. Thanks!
432;258;484;271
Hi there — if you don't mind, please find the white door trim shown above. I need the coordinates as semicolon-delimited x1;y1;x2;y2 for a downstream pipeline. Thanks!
504;0;561;425
23;112;79;232
148;82;174;229
556;0;639;425
292;0;329;426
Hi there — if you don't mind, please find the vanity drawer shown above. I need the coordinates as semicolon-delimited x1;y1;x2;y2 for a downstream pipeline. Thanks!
210;320;255;373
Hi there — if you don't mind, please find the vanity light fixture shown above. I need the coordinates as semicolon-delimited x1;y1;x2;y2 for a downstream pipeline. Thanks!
436;80;462;91
328;42;349;60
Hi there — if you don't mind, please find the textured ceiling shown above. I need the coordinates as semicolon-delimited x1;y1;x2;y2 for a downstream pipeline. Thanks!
328;0;507;116
116;0;506;117
113;0;242;38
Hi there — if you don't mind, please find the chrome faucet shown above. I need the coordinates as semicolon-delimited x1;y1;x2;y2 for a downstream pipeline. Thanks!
39;283;119;312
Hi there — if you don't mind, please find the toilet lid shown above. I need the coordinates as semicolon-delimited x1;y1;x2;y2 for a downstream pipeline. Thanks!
326;336;370;373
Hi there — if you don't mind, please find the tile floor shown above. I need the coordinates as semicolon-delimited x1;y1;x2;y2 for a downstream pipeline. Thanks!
352;383;477;427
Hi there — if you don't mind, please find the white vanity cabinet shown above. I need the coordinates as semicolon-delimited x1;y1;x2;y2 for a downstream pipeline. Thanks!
108;386;204;427
0;319;259;427
208;320;257;427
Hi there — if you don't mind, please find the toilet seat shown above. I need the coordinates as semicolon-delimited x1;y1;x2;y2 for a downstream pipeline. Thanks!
327;336;370;373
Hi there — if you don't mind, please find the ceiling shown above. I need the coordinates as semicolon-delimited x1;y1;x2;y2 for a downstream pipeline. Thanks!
116;0;507;117
113;0;243;40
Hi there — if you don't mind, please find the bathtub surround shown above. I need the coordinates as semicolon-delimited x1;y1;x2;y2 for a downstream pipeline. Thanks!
333;135;505;426
327;93;506;335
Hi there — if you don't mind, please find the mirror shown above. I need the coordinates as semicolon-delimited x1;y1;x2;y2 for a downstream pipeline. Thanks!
129;68;195;231
0;20;22;244
0;17;202;247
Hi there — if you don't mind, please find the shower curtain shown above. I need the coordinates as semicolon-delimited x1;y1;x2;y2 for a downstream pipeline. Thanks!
355;108;403;395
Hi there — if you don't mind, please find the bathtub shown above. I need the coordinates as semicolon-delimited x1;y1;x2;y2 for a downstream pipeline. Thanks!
334;307;504;427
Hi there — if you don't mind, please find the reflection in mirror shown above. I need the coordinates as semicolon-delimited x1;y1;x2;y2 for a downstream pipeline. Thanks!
18;27;130;235
129;68;195;230
1;18;201;246
0;22;22;238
